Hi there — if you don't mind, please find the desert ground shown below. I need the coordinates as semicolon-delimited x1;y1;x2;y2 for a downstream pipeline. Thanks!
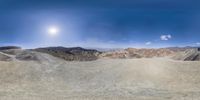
1;55;200;100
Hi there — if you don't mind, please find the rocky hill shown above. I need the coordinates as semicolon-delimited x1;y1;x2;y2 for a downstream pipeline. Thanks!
99;50;142;59
34;47;101;61
0;46;102;61
173;48;200;61
100;48;176;59
0;48;63;65
126;48;175;58
1;46;199;62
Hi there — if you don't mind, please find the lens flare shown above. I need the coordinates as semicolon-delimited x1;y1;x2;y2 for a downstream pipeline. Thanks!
48;27;59;36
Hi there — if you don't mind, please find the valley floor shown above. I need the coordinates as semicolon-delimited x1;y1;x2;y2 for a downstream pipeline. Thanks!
0;58;200;100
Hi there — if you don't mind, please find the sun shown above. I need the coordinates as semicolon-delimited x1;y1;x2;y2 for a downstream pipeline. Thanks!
48;27;59;36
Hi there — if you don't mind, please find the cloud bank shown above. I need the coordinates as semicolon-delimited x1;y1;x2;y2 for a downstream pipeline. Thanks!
196;42;200;45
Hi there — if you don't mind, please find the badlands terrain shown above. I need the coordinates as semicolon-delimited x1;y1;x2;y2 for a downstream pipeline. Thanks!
0;46;200;100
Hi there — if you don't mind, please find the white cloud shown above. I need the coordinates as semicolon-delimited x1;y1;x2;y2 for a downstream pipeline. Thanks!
160;34;172;41
145;41;152;45
196;42;200;45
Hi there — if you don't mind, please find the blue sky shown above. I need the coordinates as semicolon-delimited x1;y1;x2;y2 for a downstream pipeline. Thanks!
0;0;200;48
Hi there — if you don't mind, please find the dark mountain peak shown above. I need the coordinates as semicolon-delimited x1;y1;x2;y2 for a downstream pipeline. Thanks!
69;47;84;50
0;46;21;50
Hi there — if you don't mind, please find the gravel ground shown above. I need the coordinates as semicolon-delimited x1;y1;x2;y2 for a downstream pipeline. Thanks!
0;58;200;100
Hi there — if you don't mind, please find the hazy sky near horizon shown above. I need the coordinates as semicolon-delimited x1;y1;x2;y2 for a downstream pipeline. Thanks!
0;0;200;48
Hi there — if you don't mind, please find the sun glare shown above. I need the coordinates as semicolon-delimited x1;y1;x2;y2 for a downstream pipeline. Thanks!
48;27;59;36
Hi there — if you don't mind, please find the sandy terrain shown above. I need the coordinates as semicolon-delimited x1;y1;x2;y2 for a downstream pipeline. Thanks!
0;57;200;100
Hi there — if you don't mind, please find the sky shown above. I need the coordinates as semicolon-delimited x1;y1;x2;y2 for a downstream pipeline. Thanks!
0;0;200;48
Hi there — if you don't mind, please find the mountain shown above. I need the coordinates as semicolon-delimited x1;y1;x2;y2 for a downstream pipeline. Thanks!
166;46;199;52
1;46;199;61
0;46;21;50
34;47;101;61
126;48;175;58
100;48;176;59
100;47;200;61
0;46;103;61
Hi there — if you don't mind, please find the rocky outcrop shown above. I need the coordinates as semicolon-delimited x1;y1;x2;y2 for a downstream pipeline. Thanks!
34;47;101;61
173;48;200;61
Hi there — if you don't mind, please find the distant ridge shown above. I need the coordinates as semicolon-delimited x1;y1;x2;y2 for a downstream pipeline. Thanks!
0;46;21;50
166;46;200;52
0;46;199;62
34;46;101;61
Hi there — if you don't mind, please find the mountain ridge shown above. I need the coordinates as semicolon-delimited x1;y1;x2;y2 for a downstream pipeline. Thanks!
0;46;199;61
